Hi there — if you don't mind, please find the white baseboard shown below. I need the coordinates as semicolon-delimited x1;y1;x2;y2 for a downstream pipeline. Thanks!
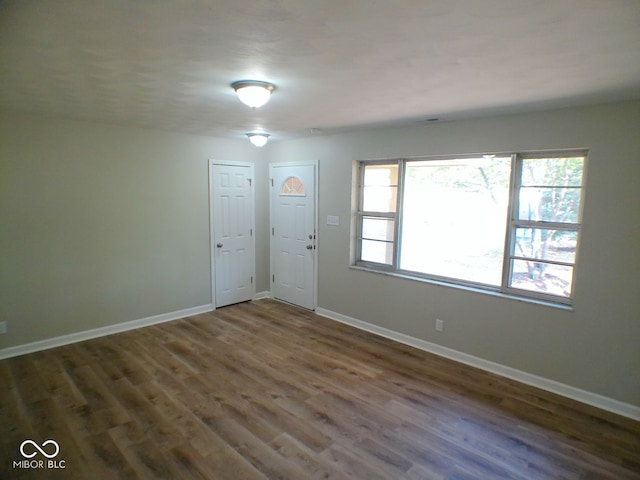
1;293;273;360
3;300;637;420
0;304;213;360
316;307;640;421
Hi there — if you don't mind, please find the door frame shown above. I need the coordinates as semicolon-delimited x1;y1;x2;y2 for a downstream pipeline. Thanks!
269;160;319;310
208;159;256;310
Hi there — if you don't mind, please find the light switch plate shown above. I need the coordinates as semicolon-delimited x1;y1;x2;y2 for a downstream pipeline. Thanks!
327;215;340;226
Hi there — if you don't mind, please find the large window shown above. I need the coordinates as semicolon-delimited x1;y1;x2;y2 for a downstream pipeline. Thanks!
355;152;586;305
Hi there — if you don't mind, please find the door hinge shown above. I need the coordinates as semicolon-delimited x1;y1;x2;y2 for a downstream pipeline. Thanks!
250;228;253;237
251;276;253;284
272;274;275;283
272;227;274;236
248;178;252;186
270;178;274;187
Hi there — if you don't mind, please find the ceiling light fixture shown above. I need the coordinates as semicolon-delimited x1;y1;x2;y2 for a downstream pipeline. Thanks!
231;80;276;108
246;133;270;147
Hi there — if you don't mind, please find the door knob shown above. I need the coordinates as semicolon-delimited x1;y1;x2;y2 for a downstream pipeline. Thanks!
217;243;223;248
306;245;313;250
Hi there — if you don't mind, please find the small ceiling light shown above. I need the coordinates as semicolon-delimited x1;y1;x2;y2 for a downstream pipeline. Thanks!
246;133;270;147
231;80;276;108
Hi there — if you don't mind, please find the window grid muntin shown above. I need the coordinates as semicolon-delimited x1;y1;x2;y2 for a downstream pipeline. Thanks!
356;160;400;269
504;152;585;303
355;151;586;305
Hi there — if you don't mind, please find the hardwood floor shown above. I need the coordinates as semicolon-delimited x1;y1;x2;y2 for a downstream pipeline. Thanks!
1;299;639;479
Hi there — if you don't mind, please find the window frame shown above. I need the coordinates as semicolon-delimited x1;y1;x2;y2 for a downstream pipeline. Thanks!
355;159;401;272
354;150;587;306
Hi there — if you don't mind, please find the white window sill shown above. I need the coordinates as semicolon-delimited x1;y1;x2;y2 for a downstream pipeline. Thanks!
350;265;574;311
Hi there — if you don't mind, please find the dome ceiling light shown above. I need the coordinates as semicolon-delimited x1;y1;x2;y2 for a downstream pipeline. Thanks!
246;133;270;147
231;80;276;108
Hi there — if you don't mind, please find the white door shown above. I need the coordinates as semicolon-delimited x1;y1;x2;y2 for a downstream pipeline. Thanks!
210;161;255;308
270;162;317;310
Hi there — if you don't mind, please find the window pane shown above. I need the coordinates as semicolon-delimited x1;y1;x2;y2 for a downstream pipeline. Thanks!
521;157;584;187
510;260;573;298
518;187;581;223
280;176;306;196
363;186;397;212
361;239;393;265
362;217;395;241
364;164;398;186
400;157;511;286
515;228;577;263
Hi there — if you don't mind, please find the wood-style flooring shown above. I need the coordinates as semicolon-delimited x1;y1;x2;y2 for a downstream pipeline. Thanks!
1;299;639;479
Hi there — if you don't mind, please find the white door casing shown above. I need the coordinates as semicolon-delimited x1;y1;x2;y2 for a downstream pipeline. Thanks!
270;162;317;310
209;161;255;308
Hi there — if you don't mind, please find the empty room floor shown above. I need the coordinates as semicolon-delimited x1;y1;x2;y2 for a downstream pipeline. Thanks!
1;299;639;479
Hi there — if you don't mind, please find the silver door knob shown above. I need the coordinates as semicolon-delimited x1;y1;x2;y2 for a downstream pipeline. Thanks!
217;243;223;248
306;245;313;250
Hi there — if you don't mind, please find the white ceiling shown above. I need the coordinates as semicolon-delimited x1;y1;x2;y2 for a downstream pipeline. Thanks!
1;0;639;142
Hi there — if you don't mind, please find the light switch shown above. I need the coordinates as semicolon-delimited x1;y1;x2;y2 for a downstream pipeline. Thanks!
327;215;340;226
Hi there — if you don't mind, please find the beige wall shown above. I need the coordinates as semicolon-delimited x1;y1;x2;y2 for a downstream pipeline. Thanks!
2;101;639;408
267;101;640;407
0;113;270;348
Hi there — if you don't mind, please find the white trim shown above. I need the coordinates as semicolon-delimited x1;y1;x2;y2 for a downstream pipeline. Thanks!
0;304;213;360
254;291;271;300
316;307;640;421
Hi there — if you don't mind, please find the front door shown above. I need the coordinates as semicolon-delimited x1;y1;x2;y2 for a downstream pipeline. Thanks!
270;162;317;310
210;161;255;308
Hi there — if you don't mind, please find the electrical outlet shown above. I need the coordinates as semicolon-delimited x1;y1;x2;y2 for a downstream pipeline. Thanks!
0;321;7;334
435;319;444;332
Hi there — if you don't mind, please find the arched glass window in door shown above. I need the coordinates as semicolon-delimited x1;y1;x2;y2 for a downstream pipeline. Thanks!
280;176;306;196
